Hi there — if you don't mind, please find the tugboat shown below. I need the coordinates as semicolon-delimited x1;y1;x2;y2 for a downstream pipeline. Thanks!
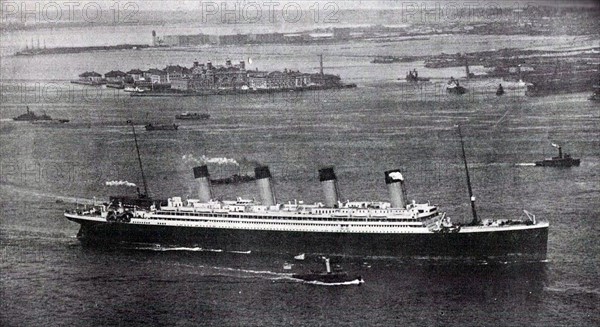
145;123;179;131
175;112;210;120
13;106;52;121
496;84;505;96
535;143;580;167
292;258;363;285
404;69;430;83
446;77;467;94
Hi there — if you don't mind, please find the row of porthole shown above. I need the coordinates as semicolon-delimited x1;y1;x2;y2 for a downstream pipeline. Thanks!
133;220;420;230
151;213;421;223
140;219;420;228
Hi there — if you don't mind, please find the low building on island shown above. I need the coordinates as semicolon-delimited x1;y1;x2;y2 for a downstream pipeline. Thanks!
78;57;355;94
71;71;104;85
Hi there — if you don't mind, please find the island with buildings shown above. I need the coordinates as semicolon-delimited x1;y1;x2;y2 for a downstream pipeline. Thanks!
73;56;356;96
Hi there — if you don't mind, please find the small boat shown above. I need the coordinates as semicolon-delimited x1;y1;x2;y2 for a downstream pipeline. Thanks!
496;84;505;96
405;69;430;83
283;262;293;270
535;143;580;167
175;112;210;120
13;106;52;121
294;253;306;261
145;123;179;131
446;77;467;94
292;258;363;285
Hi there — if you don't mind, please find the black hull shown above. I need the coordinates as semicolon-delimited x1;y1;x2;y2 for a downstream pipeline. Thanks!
535;159;580;167
69;218;548;261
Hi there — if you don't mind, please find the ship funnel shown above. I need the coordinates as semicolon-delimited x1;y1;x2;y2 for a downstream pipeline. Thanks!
385;169;408;209
552;143;563;158
319;167;339;207
193;165;212;202
255;166;275;206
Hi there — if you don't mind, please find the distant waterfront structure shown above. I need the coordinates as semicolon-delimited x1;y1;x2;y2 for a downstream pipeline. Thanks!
169;59;331;92
77;56;354;94
71;71;104;85
104;70;128;88
155;29;355;47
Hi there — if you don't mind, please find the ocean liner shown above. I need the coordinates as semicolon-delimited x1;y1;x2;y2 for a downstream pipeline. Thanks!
64;127;548;260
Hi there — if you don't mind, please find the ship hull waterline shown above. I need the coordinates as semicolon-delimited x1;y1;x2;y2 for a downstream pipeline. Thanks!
67;216;548;261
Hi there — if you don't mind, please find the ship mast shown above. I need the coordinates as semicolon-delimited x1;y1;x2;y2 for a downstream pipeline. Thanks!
319;54;324;76
457;125;478;225
128;121;149;198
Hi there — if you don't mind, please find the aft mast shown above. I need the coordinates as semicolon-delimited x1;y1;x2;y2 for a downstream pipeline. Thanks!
128;120;149;198
457;125;479;225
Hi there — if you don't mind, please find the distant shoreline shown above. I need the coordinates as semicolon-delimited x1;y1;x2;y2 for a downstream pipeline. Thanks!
14;44;152;57
129;84;357;97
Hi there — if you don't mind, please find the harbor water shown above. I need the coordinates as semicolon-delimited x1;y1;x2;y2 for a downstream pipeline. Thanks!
1;31;599;326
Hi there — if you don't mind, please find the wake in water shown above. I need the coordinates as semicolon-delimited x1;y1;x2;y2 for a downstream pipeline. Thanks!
131;244;253;255
132;245;221;252
298;279;364;286
127;245;361;285
544;282;600;296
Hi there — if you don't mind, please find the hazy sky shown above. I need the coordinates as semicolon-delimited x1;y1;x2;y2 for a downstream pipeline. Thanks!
11;0;599;12
133;0;599;11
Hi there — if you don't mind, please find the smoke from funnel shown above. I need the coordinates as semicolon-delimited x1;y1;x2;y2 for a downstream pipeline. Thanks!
551;143;563;158
193;165;212;202
385;169;408;208
319;167;339;207
183;154;239;166
255;166;275;206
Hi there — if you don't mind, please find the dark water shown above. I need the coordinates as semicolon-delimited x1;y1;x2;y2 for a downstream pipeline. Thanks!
1;40;599;325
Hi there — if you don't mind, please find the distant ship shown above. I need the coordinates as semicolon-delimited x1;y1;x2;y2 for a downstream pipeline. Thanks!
175;112;210;120
64;126;549;261
13;106;52;121
446;78;467;94
292;258;363;285
405;69;430;82
496;84;505;96
145;123;179;131
535;143;580;167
